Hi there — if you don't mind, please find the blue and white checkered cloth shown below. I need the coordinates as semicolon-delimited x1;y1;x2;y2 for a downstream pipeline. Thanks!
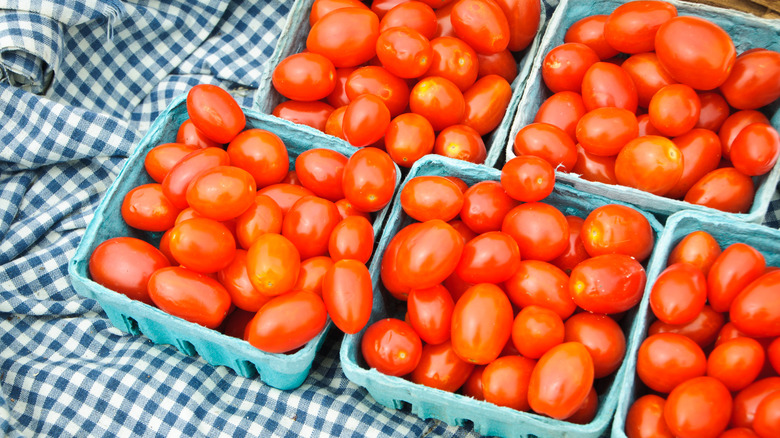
1;1;780;437
0;1;479;436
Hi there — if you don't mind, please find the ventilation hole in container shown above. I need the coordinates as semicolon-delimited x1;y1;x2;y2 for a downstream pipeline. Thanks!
235;360;258;378
456;419;474;429
125;316;141;336
177;340;197;357
527;434;539;438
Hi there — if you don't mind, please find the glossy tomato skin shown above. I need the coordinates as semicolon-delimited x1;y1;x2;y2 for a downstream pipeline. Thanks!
564;15;618;60
456;231;521;284
501;155;555;203
513;123;577;172
335;198;371;221
307;8;380;68
375;27;432;79
576;107;638;157
625;395;674;438
655;16;736;90
361;318;423;376
384;113;435;167
246;290;327;353
293;256;333;297
272;52;336;101
719;110;771;159
573;144;618;185
707;337;766;392
144;143;199;183
720;49;780;110
731;271;780;338
527;342;594;420
666;128;722;199
257;183;314;215
426;36;479;91
502;202;569;262
327;67;356;108
162;147;230;209
186;84;245;143
379;1;437;38
434;124;486;164
322;259;373;334
217;249;271;312
272;100;335;132
450;0;510;55
396;219;464;289
769;337;780;375
663;376;732;438
186;166;257;222
581;62;638;113
343;94;391;147
310;0;368;25
684;167;755;213
504;260;575;319
637;333;707;393
380;223;421;301
564;312;626;378
148;266;231;329
346;66;410;117
451;283;514;364
511;305;564;360
570;254;646;314
328;215;374;263
295;148;348;202
650;263;707;325
400;176;464;222
603;1;677;54
636;114;662;136
282;196;341;260
246;233;301;296
407;284;455;345
169;218;236;274
481;355;536;411
648;84;701;137
409;76;466;131
342;147;397;212
89;237;170;305
476;50;518;82
542;43;600;94
695;92;730;131
648;304;724;349
411;340;474;392
732;377;780;429
534;91;586;141
730;123;780;176
550;216;589;274
121;183;181;232
227;129;289;189
615;135;683;196
581;204;655;262
754;391;780;438
621;52;677;108
176;119;222;149
493;0;540;52
462;75;512;136
708;242;766;313
460;180;518;233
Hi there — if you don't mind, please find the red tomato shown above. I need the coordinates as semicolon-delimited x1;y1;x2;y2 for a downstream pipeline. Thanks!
636;113;663;136
158;229;175;264
648;304;724;349
310;0;368;26
528;342;594;420
246;233;300;296
89;237;170;305
621;52;677;108
615;135;683;196
450;0;510;55
307;8;380;68
433;1;456;38
664;376;732;438
626;394;674;438
731;271;780;338
732;378;780;429
396;219;464;289
511;305;564;359
343;94;391;147
379;1;437;38
708;242;766;313
719;110;771;159
576;107;638;157
564;15;618;60
501;155;555;202
227;129;289;189
513;123;578;172
655;16;736;90
637;333;707;393
335;198;372;221
375;27;432;79
257;183;314;215
581;62;638;112
293;256;333;296
541;43;600;93
433;124;486;163
325;106;347;140
456;231;521;284
567;386;598;424
185;166;256;221
121;183;180;232
476;50;518;82
648;84;701;137
482;355;536;411
505;260;575;319
666;129;723;199
534;91;586;141
219;309;255;339
295;148;348;202
148;266;231;329
448;218;476;241
769;338;780;375
381;223;420;301
411;340;474;392
272;52;336;101
327;67;356;108
451;283;514;364
186;84;245;143
696;91;730;131
564;312;626;378
217;249;271;312
246;290;327;353
650;263;707;325
371;0;407;19
144;143;199;183
573;144;618;185
684;167;755;213
328;216;374;263
162;147;230;209
462;365;486;400
409;76;466;131
361;318;423;375
342;147;397;212
550;215;589;274
322;259;372;334
460;180;518;233
169;218;236;274
493;0;541;52
603;1;677;53
282;196;340;260
570;254;646;314
346;66;410;117
714;322;756;348
400;175;464;222
407;284;454;345
720;49;780;110
176;119;222;149
754;391;780;438
580;204;654;262
425;36;479;91
707;337;766;392
730;123;780;176
384;113;435;167
502;202;569;261
272;100;335;132
462;75;512;136
720;428;761;438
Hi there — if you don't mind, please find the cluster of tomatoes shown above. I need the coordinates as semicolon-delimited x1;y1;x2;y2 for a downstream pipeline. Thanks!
271;0;541;166
515;1;780;213
88;84;398;354
626;232;780;438
361;160;656;423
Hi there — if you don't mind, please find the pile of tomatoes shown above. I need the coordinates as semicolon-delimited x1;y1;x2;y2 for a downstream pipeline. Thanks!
515;1;780;213
626;232;780;438
88;84;398;354
271;0;541;167
361;162;657;423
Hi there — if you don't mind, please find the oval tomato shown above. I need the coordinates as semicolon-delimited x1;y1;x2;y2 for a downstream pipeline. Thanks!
696;91;730;131
310;0;368;25
451;283;514;364
176;119;222;149
346;66;410;117
450;0;510;54
564;14;618;60
476;49;518;82
400;175;464;222
162;147;230;209
89;237;170;305
576;107;638;157
573;144;618;185
460;180;518;233
246;233;301;296
730;123;780;176
380;223;421;300
148;266;232;329
272;52;336;101
732;378;780;429
534;91;586;141
708;242;766;313
541;43;600;93
217;249;271;312
169;218;236;273
379;1;437;38
625;394;674;438
425;36;479;91
295;148;348;202
615;135;683;196
581;204;654;262
409;76;466;131
754;391;780;438
502;202;569;262
282;196;341;260
322;259;373;334
246;290;327;353
637;333;707;393
407;284;454;345
731;271;780;338
528;342;594;420
664;376;732;438
570;254;646;314
257;183;315;215
482;355;536;411
707;337;766;392
307;8;380;67
121;183;180;232
565;312;626;378
384;113;435;167
621;52;678;108
650;263;707;325
361;318;423;376
501;155;555;203
144;143;199;183
462;75;512;136
343;94;391;147
649;83;701;137
603;1;677;54
666;128;722;199
433;124;486;163
505;260;575;319
395;219;464;289
293;256;334;296
719;110;771;159
512;305;564;360
227;129;289;189
493;0;540;52
456;231;521;284
648;304;724;350
684;167;755;213
186;166;256;221
581;62;638;112
411;340;474;392
186;84;245;143
342;147;397;212
720;49;780;110
328;215;374;263
273;100;335;132
513;123;577;172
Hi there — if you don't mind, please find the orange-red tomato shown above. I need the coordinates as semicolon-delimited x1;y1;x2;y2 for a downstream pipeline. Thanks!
455;231;521;284
684;167;755;213
462;75;512;136
272;52;336;101
168;218;236;274
361;317;423;375
513;122;578;172
295;148;348;202
542;43;600;93
730;123;780;176
176;119;222;149
307;8;380;67
707;337;766;392
282;196;341;260
570;254;646;314
493;0;540;52
720;49;780;110
615;135;683;196
185;166;256;221
528;342;594;420
459;180;518;233
753;391;780;438
381;223;421;301
576;107;638;157
293;256;334;296
227;129;289;189
342;147;397;212
327;67;356;108
433;1;456;38
511;305;564;360
696;91;730;131
550;215;589;275
603;0;677;54
566;386;599;424
162;147;230;209
384;113;435;167
396;219;464;289
411;340;474;392
217;249;271;312
310;0;368;25
409;76;466;131
426;36;479;91
246;233;300;296
648;304;725;349
664;376;732;438
322;259;372;334
581;62;638;113
505;260;574;319
328;215;374;263
121;183;181;232
666;128;722;199
148;267;232;329
335;198;372;221
564;14;618;60
379;0;437;38
573;144;618;185
246;290;328;353
534;91;586;141
273;100;335;132
433;124;487;164
407;284;454;345
648;84;701;137
625;395;674;438
481;355;536;411
621;52;677;108
564;312;626;378
89;237;170;305
476;49;518;82
650;263;707;325
730;271;780;338
708;242;766;313
346;66;410;117
450;0;510;54
502;202;569;261
636;113;662;136
144;143;199;183
451;283;514;364
637;333;707;393
400;175;464;222
343;94;391;147
375;27;432;79
719;110;771;159
186;84;245;143
732;377;780;429
501;155;555;203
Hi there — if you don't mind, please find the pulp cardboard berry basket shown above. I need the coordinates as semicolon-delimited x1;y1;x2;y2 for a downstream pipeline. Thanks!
68;94;400;390
254;0;561;167
339;154;664;438
506;0;780;223
611;210;780;438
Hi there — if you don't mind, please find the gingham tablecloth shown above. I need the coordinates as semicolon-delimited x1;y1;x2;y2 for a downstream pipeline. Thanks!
0;1;778;437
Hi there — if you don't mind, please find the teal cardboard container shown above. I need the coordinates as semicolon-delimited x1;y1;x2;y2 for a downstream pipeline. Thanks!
254;0;561;167
68;94;399;390
340;154;663;437
611;210;780;438
506;0;780;223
